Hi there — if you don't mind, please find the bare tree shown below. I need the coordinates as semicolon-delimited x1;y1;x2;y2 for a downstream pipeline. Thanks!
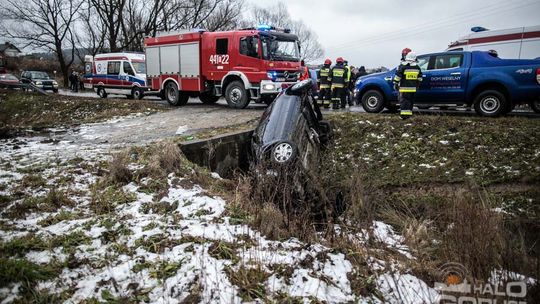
0;0;84;86
83;0;245;53
76;1;107;62
248;2;324;62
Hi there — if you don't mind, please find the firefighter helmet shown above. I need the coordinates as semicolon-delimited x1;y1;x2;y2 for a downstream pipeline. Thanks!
336;57;344;63
405;51;417;62
402;48;412;56
324;59;332;65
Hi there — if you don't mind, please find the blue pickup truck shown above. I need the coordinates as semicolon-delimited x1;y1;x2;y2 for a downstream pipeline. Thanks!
354;51;540;116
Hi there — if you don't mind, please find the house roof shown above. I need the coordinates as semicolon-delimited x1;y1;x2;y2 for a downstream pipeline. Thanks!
0;42;21;53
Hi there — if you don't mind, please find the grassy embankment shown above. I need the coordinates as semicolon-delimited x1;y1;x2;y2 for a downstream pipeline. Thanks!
0;89;170;137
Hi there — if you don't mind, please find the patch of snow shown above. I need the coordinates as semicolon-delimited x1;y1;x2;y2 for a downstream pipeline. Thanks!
377;272;439;304
175;125;189;135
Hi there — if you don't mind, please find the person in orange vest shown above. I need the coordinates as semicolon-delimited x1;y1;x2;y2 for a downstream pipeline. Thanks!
299;60;310;81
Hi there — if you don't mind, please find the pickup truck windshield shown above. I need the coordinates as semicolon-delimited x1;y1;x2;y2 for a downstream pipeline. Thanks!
262;38;300;62
131;62;146;74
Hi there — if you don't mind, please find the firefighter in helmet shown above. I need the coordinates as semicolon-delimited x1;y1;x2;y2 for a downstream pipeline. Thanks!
317;59;332;108
401;47;412;63
328;57;347;110
393;51;422;119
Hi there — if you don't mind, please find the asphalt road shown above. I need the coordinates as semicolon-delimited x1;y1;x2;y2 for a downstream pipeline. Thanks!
59;89;540;119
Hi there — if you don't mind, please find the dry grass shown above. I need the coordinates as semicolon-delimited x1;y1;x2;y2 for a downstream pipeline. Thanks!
0;89;170;137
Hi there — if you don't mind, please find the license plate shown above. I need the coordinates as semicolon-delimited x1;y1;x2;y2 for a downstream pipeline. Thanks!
276;78;285;82
84;83;92;89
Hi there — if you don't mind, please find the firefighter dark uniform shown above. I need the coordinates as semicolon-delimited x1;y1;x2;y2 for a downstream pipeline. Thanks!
393;52;422;119
317;59;332;108
328;57;347;110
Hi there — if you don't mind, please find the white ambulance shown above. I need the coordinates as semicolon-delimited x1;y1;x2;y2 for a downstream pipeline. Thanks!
83;53;148;99
446;25;540;59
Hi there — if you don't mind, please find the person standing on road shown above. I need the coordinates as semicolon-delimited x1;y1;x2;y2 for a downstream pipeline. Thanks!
299;60;310;81
317;59;332;109
393;52;422;119
344;60;353;107
328;57;348;110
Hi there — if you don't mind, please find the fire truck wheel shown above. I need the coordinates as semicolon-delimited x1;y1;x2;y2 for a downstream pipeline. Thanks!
199;93;220;104
165;82;181;106
97;87;108;98
132;87;144;100
225;81;249;109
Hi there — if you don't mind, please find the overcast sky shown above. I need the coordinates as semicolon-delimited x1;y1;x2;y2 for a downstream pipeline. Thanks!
249;0;540;68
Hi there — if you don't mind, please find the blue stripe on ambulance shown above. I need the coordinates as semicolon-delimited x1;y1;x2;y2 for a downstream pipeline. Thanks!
86;74;146;86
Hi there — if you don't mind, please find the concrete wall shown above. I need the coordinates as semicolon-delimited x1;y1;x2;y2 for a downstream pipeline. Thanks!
178;129;254;177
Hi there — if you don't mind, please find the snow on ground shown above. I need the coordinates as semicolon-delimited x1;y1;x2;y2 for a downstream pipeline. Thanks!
0;117;439;303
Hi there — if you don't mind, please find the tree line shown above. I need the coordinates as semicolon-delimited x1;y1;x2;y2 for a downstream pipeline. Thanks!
0;0;323;86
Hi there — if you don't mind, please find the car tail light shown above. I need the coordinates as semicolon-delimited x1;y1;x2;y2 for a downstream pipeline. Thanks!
536;68;540;85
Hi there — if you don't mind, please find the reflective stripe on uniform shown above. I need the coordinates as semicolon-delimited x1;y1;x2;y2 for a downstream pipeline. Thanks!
333;70;345;77
393;75;401;82
399;87;417;93
404;69;419;80
332;84;345;89
400;110;413;116
320;84;330;89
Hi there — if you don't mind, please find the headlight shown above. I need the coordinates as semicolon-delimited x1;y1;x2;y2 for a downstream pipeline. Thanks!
272;142;294;163
267;71;277;80
52;81;58;85
35;81;42;85
263;84;276;91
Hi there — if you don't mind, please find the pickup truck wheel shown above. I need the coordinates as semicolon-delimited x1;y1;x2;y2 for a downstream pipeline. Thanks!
97;87;107;98
474;90;506;117
132;87;144;100
199;92;220;104
225;81;250;109
361;90;385;113
529;100;540;113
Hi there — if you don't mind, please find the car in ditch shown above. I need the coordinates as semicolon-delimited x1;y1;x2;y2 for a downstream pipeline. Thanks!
251;78;337;220
251;79;331;169
20;71;59;93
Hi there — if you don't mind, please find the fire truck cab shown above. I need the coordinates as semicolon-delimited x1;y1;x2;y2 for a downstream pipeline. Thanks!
144;26;302;108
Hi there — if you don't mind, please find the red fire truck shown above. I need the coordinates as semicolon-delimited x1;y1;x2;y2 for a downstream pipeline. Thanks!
144;26;302;108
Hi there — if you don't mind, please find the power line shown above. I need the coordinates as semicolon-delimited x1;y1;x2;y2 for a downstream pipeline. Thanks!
325;0;540;51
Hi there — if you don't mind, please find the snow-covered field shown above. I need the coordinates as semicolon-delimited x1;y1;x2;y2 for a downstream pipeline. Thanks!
0;116;441;303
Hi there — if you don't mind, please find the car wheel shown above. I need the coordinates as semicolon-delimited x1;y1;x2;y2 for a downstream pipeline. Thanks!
361;90;385;113
225;81;250;109
473;90;507;117
52;89;58;93
529;100;540;114
97;87;107;98
199;92;220;104
132;87;144;100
